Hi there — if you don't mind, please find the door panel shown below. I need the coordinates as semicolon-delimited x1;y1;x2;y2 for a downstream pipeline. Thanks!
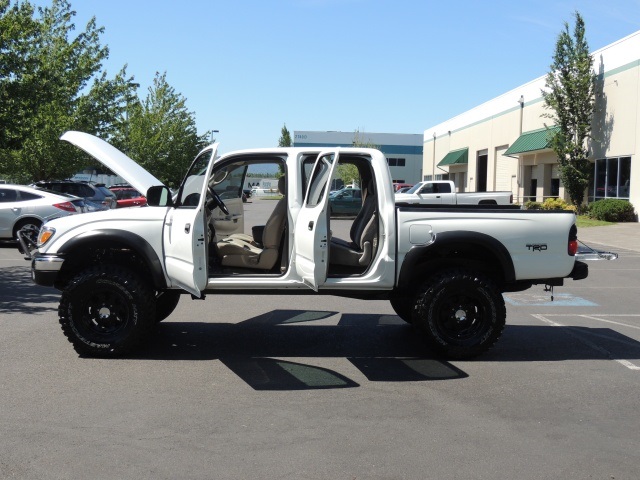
163;145;218;296
294;150;339;290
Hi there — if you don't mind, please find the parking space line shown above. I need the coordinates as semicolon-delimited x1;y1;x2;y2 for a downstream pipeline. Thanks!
579;315;640;330
532;314;640;371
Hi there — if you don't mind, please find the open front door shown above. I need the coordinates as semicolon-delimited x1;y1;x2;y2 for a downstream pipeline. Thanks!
294;150;340;291
163;145;218;297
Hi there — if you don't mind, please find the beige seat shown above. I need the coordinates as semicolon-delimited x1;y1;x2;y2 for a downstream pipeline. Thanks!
216;176;287;270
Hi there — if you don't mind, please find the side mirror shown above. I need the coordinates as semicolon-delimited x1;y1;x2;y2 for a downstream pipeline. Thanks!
146;186;173;207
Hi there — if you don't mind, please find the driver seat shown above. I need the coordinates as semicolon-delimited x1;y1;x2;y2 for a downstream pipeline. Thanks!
216;176;287;270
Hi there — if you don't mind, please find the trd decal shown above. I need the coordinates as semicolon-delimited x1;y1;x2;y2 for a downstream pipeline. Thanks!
526;244;548;252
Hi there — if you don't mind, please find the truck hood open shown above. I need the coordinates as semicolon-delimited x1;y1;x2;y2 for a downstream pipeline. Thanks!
61;131;164;195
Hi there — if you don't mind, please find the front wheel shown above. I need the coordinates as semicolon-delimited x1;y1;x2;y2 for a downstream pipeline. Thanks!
413;269;505;359
155;290;181;322
58;265;156;357
14;218;42;245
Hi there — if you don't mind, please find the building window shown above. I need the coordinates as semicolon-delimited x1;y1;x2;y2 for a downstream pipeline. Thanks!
550;178;560;197
387;158;406;167
591;156;631;201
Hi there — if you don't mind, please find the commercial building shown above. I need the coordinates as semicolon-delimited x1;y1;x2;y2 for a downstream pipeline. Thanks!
423;30;640;212
293;130;423;185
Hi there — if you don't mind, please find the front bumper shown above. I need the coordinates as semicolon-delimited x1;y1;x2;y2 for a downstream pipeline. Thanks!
31;254;65;287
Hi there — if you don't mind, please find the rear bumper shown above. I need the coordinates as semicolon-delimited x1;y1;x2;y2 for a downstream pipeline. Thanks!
31;254;64;287
568;260;589;281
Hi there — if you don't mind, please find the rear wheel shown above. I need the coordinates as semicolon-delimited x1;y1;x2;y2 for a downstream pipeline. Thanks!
59;265;156;357
413;269;505;359
389;291;414;323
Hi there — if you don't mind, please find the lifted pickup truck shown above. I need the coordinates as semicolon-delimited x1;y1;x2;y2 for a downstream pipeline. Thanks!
27;132;587;359
395;180;512;205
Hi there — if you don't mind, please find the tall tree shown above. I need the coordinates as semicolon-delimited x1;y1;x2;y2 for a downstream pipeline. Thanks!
0;0;137;183
278;123;291;147
542;11;596;212
114;71;210;188
276;123;291;176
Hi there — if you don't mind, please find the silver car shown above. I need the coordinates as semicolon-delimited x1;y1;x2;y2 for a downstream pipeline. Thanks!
0;184;86;245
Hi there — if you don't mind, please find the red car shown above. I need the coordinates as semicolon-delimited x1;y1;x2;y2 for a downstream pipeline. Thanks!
392;182;413;192
109;186;147;208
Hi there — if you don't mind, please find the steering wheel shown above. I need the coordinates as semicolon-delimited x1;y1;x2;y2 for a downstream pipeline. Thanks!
207;186;230;215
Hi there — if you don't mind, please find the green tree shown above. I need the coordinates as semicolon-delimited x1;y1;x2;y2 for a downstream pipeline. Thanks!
542;11;596;213
278;123;291;147
276;123;291;176
114;71;210;188
0;0;137;183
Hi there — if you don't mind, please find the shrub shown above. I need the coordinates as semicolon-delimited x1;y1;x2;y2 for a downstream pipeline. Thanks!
587;199;636;222
524;201;542;210
541;197;572;211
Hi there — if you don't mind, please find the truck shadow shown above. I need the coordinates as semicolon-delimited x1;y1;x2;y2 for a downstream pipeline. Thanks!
133;309;468;389
0;265;60;314
131;309;640;390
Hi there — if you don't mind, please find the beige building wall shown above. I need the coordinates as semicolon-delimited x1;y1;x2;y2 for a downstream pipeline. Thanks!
423;30;640;213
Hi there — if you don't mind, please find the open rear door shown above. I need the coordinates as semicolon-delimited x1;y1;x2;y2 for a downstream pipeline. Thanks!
163;146;218;297
293;150;339;291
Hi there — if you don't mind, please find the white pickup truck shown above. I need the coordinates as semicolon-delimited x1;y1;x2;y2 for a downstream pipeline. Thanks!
26;132;588;359
395;180;512;205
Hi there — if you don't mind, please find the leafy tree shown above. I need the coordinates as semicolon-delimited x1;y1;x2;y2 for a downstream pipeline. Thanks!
542;11;596;213
114;71;210;188
0;0;137;183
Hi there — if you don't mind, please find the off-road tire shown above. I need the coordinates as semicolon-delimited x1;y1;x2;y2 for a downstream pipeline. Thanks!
155;290;181;323
59;265;156;357
389;292;414;323
413;268;505;359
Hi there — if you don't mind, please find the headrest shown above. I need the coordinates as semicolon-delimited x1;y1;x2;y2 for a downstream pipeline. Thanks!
278;175;286;195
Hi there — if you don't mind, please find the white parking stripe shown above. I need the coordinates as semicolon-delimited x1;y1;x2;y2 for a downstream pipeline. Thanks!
532;314;640;371
580;315;640;330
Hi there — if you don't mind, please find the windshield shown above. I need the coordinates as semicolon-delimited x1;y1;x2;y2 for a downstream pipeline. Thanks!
405;183;423;194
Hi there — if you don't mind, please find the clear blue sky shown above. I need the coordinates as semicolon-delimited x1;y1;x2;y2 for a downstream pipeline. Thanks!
30;0;640;154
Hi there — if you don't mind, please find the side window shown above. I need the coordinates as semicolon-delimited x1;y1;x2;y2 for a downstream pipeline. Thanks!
305;154;335;207
80;185;95;197
439;183;451;193
421;184;434;194
300;154;318;198
176;149;215;207
19;191;41;201
0;188;17;202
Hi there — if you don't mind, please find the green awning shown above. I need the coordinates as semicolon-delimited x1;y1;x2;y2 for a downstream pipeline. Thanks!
438;148;468;166
504;126;559;156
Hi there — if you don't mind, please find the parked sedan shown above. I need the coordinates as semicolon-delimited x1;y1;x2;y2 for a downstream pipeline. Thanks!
109;186;147;208
329;187;362;216
0;185;85;245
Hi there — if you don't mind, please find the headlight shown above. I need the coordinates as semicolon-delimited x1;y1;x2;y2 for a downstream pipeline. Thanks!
37;226;56;247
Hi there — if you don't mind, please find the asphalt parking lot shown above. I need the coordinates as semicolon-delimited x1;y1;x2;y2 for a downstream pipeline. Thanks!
1;202;639;480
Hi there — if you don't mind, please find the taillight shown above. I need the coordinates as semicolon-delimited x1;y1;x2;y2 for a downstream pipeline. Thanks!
53;201;77;212
568;224;578;256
